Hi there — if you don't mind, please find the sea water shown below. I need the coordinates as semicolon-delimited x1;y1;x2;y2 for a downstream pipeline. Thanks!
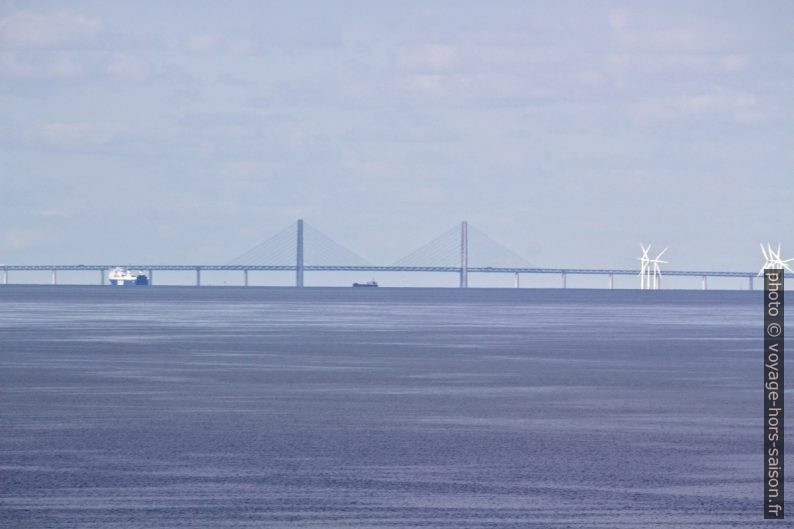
0;286;782;528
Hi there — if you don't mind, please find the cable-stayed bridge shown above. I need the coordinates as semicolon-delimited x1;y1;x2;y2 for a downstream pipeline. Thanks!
1;219;759;289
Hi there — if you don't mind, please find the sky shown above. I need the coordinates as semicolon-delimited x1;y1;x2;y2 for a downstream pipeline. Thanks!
1;0;793;282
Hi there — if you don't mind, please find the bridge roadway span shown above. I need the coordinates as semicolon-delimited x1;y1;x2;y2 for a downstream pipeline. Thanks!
0;264;756;277
0;263;758;291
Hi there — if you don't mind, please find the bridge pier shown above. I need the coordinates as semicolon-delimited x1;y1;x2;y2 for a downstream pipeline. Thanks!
148;269;153;286
244;269;249;287
561;272;567;289
2;268;7;285
749;276;754;290
195;267;201;287
608;273;614;289
702;275;708;290
51;270;57;285
514;272;520;288
99;269;104;285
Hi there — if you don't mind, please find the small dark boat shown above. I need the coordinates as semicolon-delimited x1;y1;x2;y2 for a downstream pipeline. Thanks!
353;281;378;287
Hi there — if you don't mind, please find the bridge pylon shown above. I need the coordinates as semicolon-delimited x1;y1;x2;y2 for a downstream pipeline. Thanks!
460;221;468;288
296;219;304;287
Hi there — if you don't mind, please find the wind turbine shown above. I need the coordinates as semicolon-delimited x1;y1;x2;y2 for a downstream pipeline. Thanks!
758;243;793;276
638;244;651;289
649;247;668;290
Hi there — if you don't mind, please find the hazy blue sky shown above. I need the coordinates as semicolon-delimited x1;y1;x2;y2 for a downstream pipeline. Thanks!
1;1;792;276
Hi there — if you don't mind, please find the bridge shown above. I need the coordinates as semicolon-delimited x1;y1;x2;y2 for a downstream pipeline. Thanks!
1;220;758;289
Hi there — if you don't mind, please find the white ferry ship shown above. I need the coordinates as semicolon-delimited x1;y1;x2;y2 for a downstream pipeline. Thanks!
108;267;149;286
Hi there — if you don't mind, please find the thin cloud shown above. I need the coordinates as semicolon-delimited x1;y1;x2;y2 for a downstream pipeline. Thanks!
627;88;763;122
28;121;130;147
0;10;103;49
0;51;85;79
106;54;151;81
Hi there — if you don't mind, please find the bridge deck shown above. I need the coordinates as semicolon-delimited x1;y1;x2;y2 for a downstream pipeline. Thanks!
0;264;756;278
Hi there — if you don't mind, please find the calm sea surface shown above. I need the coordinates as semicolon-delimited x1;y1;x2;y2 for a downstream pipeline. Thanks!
0;286;783;528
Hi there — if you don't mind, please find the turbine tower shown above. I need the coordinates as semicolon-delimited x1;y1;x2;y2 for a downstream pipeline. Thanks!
758;243;793;275
649;248;668;290
638;244;650;289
